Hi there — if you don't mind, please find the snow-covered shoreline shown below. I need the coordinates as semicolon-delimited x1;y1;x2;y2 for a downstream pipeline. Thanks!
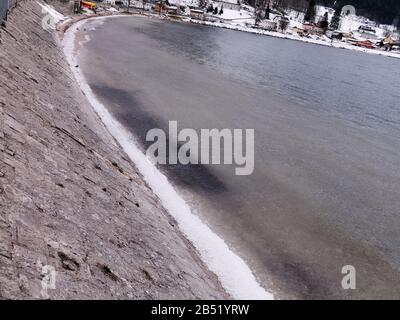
185;17;400;60
56;3;400;60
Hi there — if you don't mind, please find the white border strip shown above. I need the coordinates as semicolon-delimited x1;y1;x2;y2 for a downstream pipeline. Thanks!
62;16;273;300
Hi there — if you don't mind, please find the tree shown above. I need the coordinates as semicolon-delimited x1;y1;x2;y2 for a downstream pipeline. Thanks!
213;6;218;14
304;0;316;23
254;0;267;24
319;11;329;30
199;0;207;8
265;3;270;20
219;5;224;15
330;6;341;30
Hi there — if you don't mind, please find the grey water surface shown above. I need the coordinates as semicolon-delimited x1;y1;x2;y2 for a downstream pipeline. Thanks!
78;16;400;299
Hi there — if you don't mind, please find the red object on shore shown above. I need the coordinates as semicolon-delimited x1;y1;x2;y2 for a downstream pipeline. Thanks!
354;40;375;49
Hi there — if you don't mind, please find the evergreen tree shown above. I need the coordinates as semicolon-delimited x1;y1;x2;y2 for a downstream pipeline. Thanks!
265;4;270;20
213;6;218;14
304;0;316;23
199;0;207;8
219;5;224;15
319;11;329;30
329;6;341;30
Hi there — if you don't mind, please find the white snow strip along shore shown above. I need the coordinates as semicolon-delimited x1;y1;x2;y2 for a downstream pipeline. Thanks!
62;16;274;300
187;18;400;60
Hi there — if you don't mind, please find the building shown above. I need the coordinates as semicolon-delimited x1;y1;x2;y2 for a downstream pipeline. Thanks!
303;23;325;35
190;8;205;20
258;19;277;32
166;5;178;15
274;15;289;32
213;0;241;11
292;26;304;34
383;36;400;51
358;25;376;34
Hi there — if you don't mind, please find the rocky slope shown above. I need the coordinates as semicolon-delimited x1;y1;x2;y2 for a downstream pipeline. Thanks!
0;0;227;299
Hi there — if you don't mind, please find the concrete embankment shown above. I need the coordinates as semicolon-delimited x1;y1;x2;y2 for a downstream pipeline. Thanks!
0;0;227;299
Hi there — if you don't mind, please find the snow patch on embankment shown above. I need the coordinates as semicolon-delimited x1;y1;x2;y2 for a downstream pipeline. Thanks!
62;17;274;300
38;1;67;24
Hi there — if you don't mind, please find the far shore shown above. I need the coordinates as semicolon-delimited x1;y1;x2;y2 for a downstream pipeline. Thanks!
57;9;400;60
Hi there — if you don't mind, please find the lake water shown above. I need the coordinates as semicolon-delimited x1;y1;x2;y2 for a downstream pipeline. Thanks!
78;16;400;299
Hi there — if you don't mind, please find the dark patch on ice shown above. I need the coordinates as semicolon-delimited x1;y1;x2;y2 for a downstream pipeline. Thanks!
90;84;228;195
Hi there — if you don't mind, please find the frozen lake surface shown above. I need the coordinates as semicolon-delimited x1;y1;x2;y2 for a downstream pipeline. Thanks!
78;16;400;299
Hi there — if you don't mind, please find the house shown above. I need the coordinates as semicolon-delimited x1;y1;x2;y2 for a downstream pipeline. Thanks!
152;3;164;12
190;8;204;20
357;25;377;40
258;19;277;32
213;0;241;11
303;23;325;35
339;31;354;38
358;25;376;34
274;15;289;32
166;5;178;15
358;32;378;40
332;32;344;40
153;2;175;13
292;26;305;36
383;36;400;51
81;1;97;10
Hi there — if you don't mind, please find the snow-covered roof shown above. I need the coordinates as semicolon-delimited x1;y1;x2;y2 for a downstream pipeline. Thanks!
168;0;199;6
214;0;240;4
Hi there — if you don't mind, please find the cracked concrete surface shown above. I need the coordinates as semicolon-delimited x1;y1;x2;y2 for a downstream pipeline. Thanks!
0;0;228;299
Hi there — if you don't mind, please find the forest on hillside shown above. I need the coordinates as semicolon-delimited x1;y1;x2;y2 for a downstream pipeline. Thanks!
267;0;400;26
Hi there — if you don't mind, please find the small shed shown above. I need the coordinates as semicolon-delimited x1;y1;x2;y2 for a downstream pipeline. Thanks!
259;19;277;32
303;23;325;35
292;26;305;36
166;5;178;14
274;15;290;32
190;9;205;20
213;0;240;11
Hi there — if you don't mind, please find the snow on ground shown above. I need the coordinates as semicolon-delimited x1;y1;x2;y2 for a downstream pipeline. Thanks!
210;8;254;26
169;0;200;7
339;14;396;39
187;17;400;59
38;1;67;24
